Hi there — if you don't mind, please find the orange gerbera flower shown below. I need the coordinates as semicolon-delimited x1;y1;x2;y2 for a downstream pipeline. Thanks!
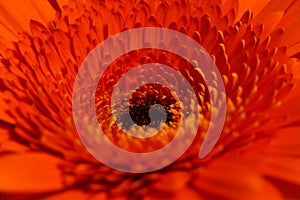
1;0;300;199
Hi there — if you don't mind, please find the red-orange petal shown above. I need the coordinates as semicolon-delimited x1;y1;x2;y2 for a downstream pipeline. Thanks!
193;157;283;199
0;152;64;192
276;0;300;56
0;0;56;54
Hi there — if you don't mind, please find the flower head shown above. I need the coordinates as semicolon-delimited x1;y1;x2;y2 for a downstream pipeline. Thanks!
0;0;300;199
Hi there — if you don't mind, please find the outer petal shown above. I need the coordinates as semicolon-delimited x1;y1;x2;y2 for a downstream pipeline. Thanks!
0;152;64;192
259;127;300;186
276;0;300;57
192;157;283;200
44;189;105;200
231;0;300;56
0;0;56;52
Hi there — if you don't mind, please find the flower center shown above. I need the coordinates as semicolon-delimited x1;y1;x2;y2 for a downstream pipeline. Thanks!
116;83;179;132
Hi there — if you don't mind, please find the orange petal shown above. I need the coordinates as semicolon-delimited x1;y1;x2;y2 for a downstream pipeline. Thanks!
234;0;270;22
0;0;55;32
152;171;190;192
252;0;296;38
48;0;73;12
0;152;64;192
144;187;202;200
276;0;300;56
193;157;283;199
0;125;28;153
44;189;100;200
54;0;71;7
261;128;300;187
236;0;297;42
259;155;300;186
0;0;56;53
267;127;300;156
270;179;300;199
0;92;15;125
173;187;203;200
